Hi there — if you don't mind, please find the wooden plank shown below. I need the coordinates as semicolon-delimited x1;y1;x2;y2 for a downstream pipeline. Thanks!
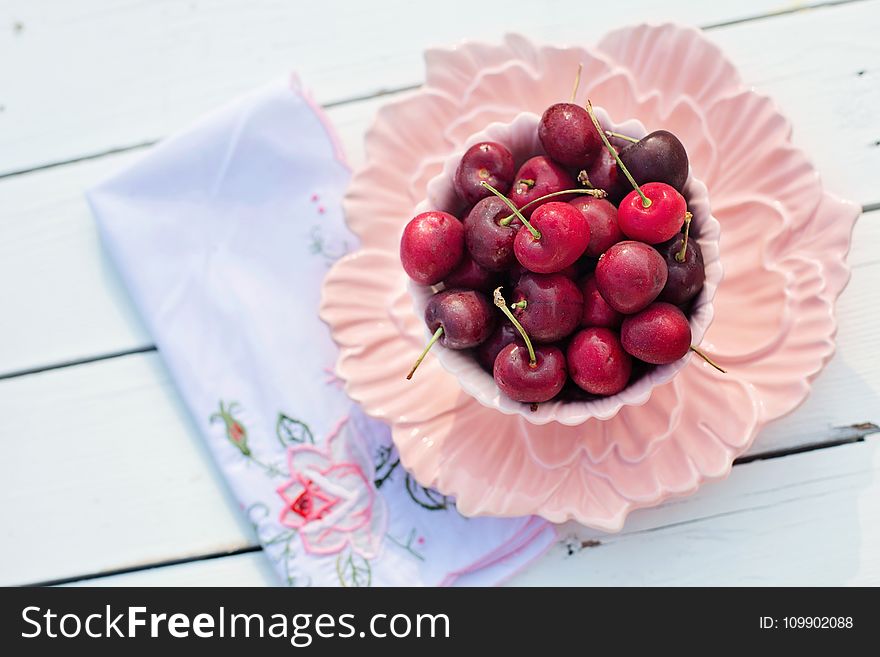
2;238;878;585
509;437;880;585
63;552;277;588
0;0;854;175
59;437;880;586
0;352;255;586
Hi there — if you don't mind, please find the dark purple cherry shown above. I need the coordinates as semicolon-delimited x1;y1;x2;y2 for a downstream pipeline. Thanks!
454;141;516;205
656;227;704;305
406;288;495;379
463;196;522;272
511;272;583;343
618;129;689;193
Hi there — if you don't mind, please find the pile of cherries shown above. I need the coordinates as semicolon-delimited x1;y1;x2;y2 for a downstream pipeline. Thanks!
400;77;719;407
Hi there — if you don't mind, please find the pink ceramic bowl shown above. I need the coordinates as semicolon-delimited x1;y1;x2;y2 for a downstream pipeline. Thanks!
410;109;722;425
320;25;859;528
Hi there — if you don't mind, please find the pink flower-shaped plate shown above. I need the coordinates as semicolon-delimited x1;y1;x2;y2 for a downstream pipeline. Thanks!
319;25;860;528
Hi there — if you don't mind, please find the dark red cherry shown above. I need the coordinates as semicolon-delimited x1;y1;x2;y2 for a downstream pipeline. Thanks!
476;323;522;372
454;141;516;205
656;233;705;305
595;241;668;314
618;182;687;244
581;147;627;202
400;211;464;285
493;343;567;403
618;130;689;193
424;289;495;349
579;275;623;329
513;201;590;274
566;328;632;396
463;196;521;272
442;253;500;292
621;302;691;364
568;196;623;257
538;103;602;169
510;156;576;217
512;272;583;343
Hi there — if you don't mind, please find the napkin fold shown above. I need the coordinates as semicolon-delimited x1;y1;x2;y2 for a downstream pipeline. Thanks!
88;75;556;586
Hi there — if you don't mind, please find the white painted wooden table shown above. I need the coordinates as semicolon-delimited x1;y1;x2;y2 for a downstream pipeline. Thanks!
1;0;878;587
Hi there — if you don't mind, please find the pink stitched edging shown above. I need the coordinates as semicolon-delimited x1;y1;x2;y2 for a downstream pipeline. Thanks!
439;519;559;587
289;72;352;173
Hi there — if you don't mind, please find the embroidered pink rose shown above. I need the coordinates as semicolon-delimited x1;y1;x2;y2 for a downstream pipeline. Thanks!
277;418;387;559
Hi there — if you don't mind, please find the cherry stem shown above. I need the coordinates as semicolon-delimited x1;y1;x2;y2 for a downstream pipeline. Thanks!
676;212;693;263
498;188;606;226
585;100;651;208
406;326;443;380
605;130;639;143
510;300;527;310
570;63;583;103
493;287;537;367
690;345;726;374
481;181;540;240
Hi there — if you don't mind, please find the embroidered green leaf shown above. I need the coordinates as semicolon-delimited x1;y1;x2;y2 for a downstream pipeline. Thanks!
373;445;400;489
336;552;372;587
276;413;314;446
405;474;451;511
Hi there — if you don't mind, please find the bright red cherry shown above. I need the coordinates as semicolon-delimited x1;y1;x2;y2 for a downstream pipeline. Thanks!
400;211;464;286
618;182;687;244
454;141;515;205
621;302;691;364
513;202;591;274
566;328;632;396
595;241;668;314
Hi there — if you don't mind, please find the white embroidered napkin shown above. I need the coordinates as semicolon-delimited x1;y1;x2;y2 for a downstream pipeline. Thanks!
88;76;557;586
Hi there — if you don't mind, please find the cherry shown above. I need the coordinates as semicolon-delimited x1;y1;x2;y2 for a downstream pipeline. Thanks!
566;328;632;396
585;102;687;245
406;288;495;379
442;252;499;292
618;182;687;244
538;103;602;168
618;130;689;193
621;302;691;365
656;217;704;305
513;201;591;274
454;141;516;205
475;322;522;372
579;274;623;329
595;241;668;314
492;288;566;403
463;196;521;271
568;196;623;257
400;211;464;286
511;272;583;343
578;147;627;202
509;156;576;217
